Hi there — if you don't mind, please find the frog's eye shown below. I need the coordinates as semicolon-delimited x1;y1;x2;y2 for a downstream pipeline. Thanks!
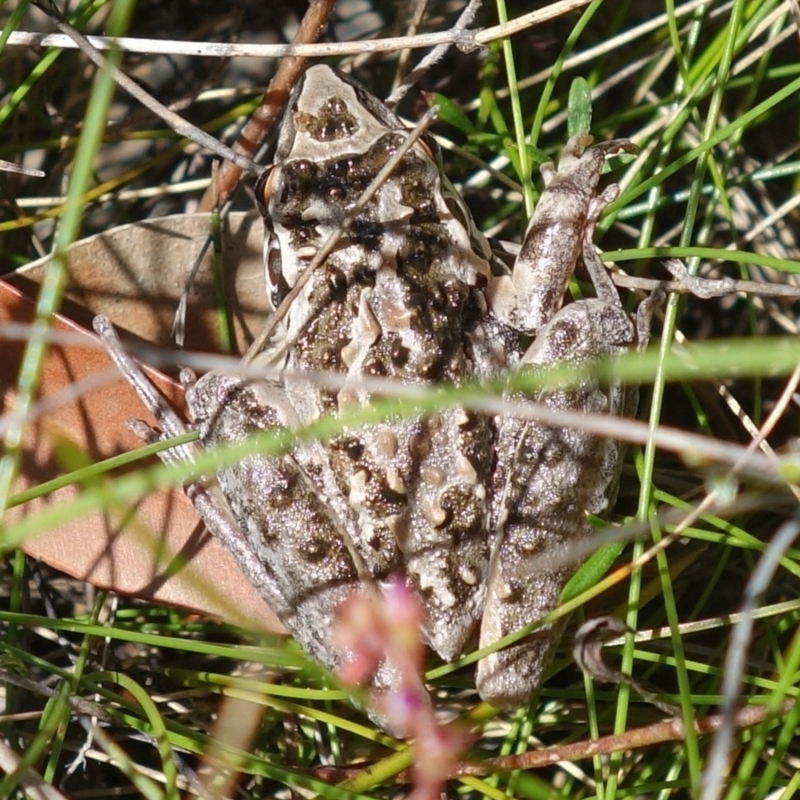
418;132;441;163
254;166;275;216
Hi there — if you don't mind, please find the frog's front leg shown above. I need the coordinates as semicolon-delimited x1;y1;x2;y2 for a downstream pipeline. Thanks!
486;133;638;335
477;220;652;709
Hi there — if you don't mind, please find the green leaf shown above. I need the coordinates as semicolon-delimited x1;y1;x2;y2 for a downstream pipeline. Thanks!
562;540;624;602
431;92;475;136
525;144;550;167
568;77;593;137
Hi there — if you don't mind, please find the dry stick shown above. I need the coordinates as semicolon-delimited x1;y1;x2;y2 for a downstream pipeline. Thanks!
495;239;800;300
467;701;796;775
0;739;70;800
0;669;113;722
10;0;593;58
0;161;45;177
33;2;259;176
386;0;485;105
611;271;800;300
390;0;434;96
197;0;338;212
242;104;441;364
307;700;794;783
190;0;336;347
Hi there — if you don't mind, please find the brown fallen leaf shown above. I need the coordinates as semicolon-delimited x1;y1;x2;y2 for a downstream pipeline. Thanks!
9;212;268;353
1;269;283;634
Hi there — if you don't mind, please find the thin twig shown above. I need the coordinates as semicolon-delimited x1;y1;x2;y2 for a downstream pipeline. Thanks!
386;0;485;104
470;701;796;775
10;1;592;58
612;271;800;299
0;161;45;177
308;700;795;781
33;2;260;174
0;669;114;722
197;0;338;211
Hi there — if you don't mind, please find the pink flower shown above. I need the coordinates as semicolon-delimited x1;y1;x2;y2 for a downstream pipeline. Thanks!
332;579;470;797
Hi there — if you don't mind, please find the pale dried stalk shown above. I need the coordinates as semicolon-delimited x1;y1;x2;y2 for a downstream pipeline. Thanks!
9;0;592;58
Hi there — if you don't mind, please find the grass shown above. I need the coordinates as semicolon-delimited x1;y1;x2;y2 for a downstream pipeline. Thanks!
2;0;800;797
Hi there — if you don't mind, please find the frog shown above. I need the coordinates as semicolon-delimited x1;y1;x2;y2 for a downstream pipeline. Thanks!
95;63;648;715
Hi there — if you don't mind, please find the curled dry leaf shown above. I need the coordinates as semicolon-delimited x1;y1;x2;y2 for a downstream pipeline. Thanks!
1;213;284;633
